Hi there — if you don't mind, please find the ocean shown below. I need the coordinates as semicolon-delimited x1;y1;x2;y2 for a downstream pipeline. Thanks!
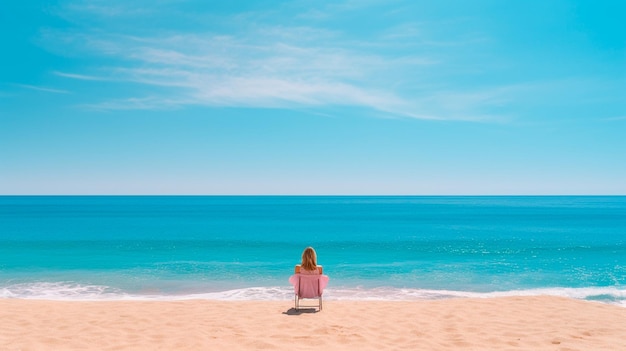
1;196;625;305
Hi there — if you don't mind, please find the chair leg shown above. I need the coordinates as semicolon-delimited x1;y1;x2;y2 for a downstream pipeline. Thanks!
294;295;324;311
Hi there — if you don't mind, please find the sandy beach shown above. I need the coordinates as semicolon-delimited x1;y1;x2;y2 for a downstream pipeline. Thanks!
1;296;625;351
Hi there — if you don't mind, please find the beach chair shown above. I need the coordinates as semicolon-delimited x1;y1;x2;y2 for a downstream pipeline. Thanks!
289;273;328;311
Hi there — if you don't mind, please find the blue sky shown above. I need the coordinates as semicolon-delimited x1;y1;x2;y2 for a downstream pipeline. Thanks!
1;0;625;195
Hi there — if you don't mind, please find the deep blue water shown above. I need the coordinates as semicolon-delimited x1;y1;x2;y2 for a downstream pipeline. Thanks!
1;196;625;303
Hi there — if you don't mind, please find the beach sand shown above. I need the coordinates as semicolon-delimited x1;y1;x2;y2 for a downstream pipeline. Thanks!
1;296;625;350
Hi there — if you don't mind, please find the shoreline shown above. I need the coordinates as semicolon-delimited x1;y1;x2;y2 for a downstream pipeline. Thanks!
2;296;626;350
3;283;626;307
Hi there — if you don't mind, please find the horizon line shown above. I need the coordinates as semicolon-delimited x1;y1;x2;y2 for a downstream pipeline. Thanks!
1;194;625;197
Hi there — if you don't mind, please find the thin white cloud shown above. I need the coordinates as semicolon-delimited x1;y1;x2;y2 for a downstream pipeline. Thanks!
58;0;162;18
44;0;514;121
53;71;108;81
82;96;188;110
53;29;494;120
604;116;626;121
15;84;70;94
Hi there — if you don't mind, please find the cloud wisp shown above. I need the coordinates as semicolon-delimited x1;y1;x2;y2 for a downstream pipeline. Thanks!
44;0;516;121
14;84;70;94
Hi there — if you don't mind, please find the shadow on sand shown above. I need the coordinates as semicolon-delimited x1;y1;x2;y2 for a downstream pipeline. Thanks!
282;307;320;315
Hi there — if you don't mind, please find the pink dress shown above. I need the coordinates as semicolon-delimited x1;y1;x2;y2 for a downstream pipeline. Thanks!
289;268;329;298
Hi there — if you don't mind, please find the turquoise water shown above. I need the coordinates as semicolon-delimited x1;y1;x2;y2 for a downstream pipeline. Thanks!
1;196;625;303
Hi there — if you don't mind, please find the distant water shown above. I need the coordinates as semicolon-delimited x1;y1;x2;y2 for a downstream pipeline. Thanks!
1;196;625;305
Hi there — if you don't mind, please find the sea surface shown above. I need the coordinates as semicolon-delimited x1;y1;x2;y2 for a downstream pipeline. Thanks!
1;196;625;305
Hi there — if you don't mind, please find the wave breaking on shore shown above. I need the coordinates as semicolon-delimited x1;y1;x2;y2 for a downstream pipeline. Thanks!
2;282;625;307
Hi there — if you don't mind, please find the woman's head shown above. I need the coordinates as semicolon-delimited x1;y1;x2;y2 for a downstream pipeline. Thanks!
301;247;317;271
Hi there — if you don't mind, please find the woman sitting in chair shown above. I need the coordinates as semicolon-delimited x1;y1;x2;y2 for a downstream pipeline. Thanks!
289;247;329;310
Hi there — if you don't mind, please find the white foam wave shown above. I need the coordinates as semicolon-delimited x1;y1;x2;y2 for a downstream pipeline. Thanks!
2;282;625;306
0;282;127;300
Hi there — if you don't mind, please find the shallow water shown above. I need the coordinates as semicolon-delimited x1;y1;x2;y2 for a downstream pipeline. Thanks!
1;196;625;304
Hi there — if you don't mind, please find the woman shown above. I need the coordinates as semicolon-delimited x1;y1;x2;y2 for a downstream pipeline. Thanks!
295;246;323;274
289;246;329;292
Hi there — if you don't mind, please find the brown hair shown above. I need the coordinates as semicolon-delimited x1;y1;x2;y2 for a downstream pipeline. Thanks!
300;247;317;271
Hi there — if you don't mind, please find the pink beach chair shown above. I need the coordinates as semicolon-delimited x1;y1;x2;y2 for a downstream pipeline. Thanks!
289;273;329;311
